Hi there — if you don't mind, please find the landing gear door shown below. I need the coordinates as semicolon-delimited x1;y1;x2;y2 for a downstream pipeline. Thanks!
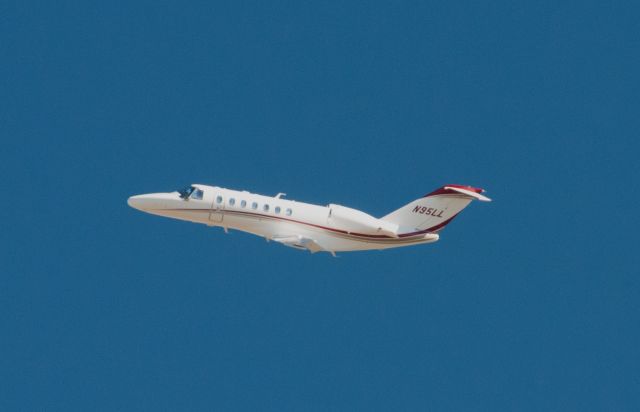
209;192;224;223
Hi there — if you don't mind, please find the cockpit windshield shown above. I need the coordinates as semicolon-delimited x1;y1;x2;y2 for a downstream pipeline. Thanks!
178;185;204;200
178;185;195;199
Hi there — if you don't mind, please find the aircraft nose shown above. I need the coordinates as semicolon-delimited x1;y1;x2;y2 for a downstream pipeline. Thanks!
127;194;164;211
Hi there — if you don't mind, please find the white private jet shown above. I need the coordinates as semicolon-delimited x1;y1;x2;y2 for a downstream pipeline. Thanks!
128;184;491;255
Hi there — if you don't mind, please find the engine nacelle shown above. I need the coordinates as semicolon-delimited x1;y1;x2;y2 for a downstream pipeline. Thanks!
328;204;399;237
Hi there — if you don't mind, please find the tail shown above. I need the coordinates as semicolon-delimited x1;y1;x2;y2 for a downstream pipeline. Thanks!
381;184;491;235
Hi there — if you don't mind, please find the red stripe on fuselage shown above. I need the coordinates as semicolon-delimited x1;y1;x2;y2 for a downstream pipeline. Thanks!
161;208;448;240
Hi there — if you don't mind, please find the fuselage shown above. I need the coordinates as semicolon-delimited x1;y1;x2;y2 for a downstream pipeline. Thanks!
127;184;439;253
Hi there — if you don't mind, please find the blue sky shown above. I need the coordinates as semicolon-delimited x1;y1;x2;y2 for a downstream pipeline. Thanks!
1;1;639;410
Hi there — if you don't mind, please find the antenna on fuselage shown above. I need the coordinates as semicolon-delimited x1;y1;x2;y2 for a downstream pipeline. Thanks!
275;192;287;199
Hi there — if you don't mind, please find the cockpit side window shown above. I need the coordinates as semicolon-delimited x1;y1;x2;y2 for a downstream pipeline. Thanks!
191;189;204;200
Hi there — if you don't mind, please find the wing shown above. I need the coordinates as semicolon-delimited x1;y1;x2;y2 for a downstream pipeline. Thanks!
271;235;336;256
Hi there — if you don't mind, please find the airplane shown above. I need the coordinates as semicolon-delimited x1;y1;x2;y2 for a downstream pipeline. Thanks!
127;184;491;255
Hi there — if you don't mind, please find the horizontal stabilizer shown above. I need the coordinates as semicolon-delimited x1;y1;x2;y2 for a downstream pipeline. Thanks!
444;186;492;202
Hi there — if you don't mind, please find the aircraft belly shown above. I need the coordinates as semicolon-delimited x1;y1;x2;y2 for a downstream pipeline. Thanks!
220;212;434;252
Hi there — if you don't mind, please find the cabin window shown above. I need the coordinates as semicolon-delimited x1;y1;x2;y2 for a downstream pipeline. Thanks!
241;200;247;208
263;204;270;212
191;189;204;200
286;208;292;216
251;202;258;210
216;195;223;204
275;206;281;214
229;198;235;206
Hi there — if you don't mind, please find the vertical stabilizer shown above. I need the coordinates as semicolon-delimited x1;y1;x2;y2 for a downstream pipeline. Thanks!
381;184;491;234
